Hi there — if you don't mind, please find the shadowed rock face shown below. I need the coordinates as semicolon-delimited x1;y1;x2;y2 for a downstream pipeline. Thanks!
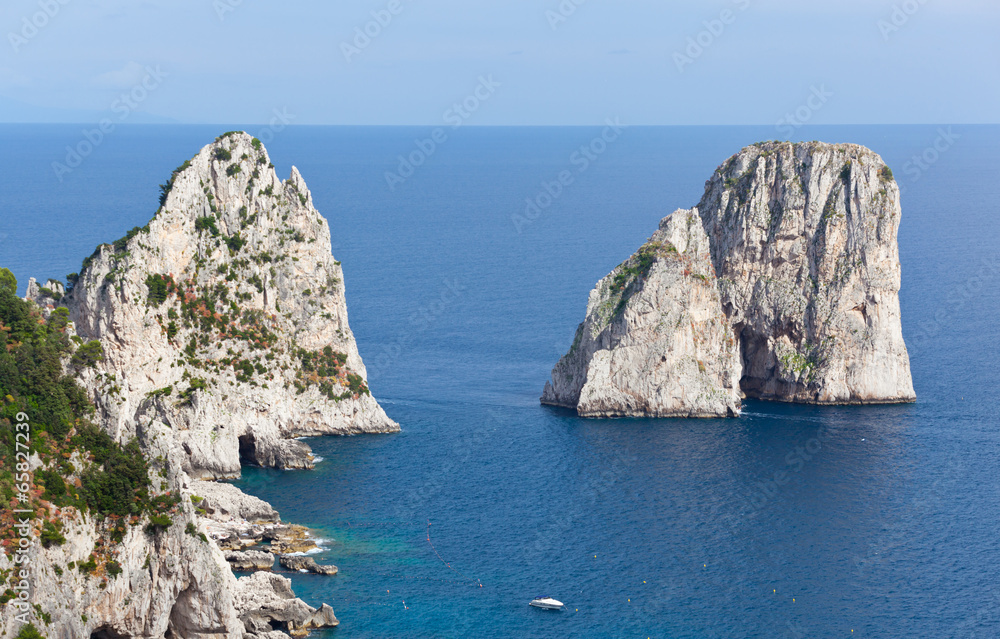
543;141;915;417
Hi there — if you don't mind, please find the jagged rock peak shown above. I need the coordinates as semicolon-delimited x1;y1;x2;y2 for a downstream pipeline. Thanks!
544;140;915;417
66;131;398;479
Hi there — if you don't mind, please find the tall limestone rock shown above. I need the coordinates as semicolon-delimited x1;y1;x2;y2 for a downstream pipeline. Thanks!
698;141;914;404
543;141;915;417
65;131;398;479
2;132;390;639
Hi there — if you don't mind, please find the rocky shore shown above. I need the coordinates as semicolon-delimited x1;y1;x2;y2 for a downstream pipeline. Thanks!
1;132;396;638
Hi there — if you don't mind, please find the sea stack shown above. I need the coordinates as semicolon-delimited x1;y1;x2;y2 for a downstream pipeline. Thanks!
543;141;916;417
65;131;398;478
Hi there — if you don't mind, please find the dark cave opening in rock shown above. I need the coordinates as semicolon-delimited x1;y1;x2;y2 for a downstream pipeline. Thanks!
238;433;257;465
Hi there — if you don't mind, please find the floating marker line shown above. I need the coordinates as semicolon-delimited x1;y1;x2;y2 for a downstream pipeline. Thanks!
427;520;483;588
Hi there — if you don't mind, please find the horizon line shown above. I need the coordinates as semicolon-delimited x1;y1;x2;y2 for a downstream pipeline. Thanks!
0;122;996;128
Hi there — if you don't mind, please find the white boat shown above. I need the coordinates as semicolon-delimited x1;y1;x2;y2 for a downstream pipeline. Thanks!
529;597;564;610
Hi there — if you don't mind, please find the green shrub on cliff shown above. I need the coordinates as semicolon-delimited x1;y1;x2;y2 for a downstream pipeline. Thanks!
0;279;158;550
610;242;660;293
40;520;66;548
14;623;45;639
146;273;170;306
159;159;192;208
0;268;17;294
0;282;90;444
195;216;220;236
112;226;148;253
75;425;150;518
70;341;105;369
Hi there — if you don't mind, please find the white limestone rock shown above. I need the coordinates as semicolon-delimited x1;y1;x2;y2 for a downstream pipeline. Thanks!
234;572;339;635
64;131;398;479
543;141;915;416
2;133;392;639
226;550;276;572
192;480;279;523
278;555;338;576
542;208;742;417
698;141;915;404
0;498;246;639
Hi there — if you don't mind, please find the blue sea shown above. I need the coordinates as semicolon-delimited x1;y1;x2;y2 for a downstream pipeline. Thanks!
2;124;999;638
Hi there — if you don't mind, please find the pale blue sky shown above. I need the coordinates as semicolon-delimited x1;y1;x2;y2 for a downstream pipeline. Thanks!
0;0;997;125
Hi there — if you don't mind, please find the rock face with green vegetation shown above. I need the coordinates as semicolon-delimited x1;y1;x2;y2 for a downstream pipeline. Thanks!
64;131;397;480
543;141;915;416
0;132;403;638
541;209;742;417
1;270;338;638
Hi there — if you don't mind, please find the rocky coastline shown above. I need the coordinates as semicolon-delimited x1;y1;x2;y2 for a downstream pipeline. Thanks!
1;132;396;638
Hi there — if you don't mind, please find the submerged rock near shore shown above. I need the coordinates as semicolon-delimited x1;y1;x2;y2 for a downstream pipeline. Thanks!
2;132;391;638
543;141;916;417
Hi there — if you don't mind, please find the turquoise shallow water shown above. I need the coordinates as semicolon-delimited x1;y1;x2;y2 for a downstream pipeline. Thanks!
2;124;999;637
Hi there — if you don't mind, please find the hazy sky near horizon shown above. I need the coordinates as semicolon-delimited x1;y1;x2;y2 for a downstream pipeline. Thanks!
0;0;997;125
